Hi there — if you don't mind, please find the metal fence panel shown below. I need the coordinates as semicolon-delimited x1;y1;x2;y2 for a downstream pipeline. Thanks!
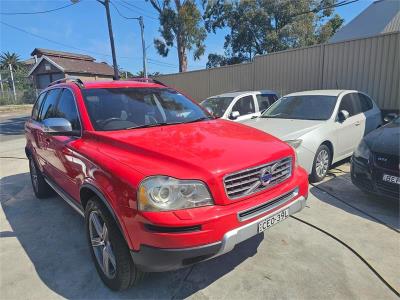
253;44;323;96
322;33;399;109
209;62;254;97
156;32;399;110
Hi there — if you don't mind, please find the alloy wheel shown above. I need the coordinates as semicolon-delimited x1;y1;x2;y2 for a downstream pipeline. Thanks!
89;211;117;279
315;149;329;178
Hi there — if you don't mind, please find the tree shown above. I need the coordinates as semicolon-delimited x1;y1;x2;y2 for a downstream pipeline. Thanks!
203;0;344;67
0;51;22;71
135;70;161;77
147;0;207;72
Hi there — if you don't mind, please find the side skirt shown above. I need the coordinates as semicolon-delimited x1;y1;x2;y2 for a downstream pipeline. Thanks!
44;178;84;217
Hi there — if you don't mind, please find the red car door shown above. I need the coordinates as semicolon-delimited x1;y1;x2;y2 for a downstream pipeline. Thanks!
34;88;62;174
44;88;83;201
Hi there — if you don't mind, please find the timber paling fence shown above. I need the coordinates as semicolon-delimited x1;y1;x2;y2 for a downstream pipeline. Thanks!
155;32;399;111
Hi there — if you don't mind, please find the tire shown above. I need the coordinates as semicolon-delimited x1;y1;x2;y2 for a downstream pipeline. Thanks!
310;145;331;183
85;197;145;291
29;157;52;198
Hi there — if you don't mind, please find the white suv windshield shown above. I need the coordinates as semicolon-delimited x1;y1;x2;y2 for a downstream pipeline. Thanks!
82;88;210;131
262;95;337;121
201;97;234;118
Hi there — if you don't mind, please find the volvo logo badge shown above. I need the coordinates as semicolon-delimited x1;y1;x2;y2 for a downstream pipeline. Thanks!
259;163;278;186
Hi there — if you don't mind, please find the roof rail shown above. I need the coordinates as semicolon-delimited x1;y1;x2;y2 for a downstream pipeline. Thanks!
48;77;85;88
124;77;166;87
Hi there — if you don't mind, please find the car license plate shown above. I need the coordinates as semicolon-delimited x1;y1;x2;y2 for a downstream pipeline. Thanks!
258;209;289;233
382;174;400;185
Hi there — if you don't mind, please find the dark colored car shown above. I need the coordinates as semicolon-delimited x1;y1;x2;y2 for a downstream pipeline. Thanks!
351;116;399;199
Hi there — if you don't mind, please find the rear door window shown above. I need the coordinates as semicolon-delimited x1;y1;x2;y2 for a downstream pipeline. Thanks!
338;94;356;117
256;94;278;111
32;92;47;121
39;88;61;121
232;95;256;116
358;93;373;112
55;89;81;131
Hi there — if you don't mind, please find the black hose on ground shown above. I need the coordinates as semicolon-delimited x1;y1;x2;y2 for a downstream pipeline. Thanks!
291;215;400;297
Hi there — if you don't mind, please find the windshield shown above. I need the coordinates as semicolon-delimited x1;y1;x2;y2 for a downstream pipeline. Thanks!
200;97;234;118
82;88;210;131
262;95;337;120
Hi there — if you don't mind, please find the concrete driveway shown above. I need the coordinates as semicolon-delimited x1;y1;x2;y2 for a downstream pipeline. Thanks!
1;112;399;299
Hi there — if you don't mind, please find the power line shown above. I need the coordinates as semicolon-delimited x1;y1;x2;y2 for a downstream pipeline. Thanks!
0;1;80;15
110;0;140;19
0;20;179;68
116;0;158;20
291;0;360;18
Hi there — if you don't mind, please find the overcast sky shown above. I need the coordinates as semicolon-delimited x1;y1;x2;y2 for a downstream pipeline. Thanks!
1;0;374;75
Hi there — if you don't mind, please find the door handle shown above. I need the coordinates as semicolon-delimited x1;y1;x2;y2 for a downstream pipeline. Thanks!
355;121;361;126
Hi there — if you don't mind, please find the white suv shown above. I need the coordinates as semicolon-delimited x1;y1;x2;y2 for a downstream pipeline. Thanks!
200;90;279;122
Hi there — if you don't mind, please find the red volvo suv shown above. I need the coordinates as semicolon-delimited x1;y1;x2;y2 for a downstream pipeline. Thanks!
25;78;308;290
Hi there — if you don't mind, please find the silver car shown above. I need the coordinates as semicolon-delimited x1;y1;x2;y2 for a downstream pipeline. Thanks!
244;90;382;182
200;90;279;122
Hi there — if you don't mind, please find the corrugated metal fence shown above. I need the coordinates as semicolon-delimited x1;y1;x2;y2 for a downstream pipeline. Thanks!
156;32;399;110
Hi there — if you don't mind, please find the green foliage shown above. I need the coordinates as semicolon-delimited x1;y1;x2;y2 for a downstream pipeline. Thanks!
0;52;36;105
0;51;23;71
203;0;344;67
147;0;207;72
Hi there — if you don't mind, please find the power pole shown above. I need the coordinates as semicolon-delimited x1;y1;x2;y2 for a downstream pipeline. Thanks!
97;0;119;80
8;64;17;103
139;16;148;78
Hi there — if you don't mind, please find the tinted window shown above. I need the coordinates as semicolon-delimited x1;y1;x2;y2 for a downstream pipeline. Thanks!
232;96;255;116
82;88;210;131
359;93;373;112
201;97;234;118
338;94;356;116
263;95;336;120
256;94;277;111
32;92;47;121
39;89;61;121
56;89;81;131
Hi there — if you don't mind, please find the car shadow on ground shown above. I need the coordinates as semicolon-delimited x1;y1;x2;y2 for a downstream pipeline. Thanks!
0;116;29;135
310;161;399;230
0;172;263;299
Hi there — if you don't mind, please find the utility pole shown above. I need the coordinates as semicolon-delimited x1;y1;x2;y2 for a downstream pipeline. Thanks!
8;64;17;103
139;16;148;78
0;73;4;97
96;0;119;79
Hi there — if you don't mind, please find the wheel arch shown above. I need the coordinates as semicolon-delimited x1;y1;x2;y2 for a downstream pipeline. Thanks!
80;183;128;244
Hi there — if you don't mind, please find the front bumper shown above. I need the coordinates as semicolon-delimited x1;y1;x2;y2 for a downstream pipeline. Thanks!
131;195;307;272
351;156;400;199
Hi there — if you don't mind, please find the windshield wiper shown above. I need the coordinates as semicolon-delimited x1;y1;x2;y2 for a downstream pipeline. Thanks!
125;123;168;130
125;117;211;130
185;117;211;123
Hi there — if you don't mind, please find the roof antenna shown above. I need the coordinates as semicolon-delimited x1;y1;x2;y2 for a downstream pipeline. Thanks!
336;79;339;89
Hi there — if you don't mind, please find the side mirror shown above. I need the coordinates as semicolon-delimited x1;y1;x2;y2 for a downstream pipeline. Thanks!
229;111;240;120
383;113;398;124
42;118;79;136
338;110;350;122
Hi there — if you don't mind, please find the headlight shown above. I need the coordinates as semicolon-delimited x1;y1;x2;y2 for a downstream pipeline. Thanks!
138;176;213;211
285;139;302;149
354;140;370;160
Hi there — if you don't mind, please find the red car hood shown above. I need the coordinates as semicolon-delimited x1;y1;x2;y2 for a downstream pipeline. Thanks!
91;119;293;180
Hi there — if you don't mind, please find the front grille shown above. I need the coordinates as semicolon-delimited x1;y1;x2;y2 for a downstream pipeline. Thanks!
374;152;399;171
224;157;292;199
238;189;297;221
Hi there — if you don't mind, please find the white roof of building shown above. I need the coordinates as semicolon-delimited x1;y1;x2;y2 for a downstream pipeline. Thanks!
329;0;400;43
